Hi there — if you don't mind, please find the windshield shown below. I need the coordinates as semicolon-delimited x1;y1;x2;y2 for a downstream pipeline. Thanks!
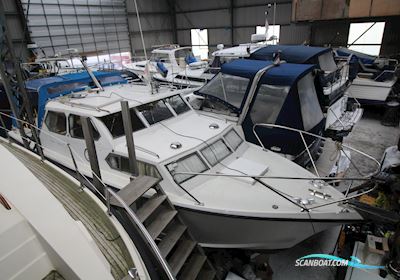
198;73;249;108
99;109;145;138
137;95;190;125
166;153;209;183
224;129;243;150
298;73;324;130
249;84;290;125
201;139;232;166
318;52;337;72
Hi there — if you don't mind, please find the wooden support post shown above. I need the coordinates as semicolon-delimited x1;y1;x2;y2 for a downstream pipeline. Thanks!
81;116;104;196
121;101;139;176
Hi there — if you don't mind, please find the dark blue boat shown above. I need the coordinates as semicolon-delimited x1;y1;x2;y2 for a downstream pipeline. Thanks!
194;59;325;166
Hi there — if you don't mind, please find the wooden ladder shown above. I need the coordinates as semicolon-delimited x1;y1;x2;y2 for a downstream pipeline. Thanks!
110;175;216;280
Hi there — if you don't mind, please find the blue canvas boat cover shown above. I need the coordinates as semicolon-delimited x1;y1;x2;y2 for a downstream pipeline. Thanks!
221;59;315;87
335;47;376;65
24;71;126;127
250;45;331;64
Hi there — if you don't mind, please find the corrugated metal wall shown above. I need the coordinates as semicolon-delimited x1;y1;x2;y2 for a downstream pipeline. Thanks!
20;0;131;61
1;0;30;60
125;0;174;57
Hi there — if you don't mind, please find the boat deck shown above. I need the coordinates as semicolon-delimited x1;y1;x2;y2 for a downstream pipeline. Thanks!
1;141;134;280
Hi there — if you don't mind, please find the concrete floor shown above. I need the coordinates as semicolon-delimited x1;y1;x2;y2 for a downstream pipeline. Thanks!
267;109;400;280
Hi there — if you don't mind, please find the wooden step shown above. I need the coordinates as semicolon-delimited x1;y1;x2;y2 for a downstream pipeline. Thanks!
147;209;177;240
110;175;160;207
197;268;216;280
179;254;207;280
158;224;187;258
136;194;167;223
168;239;196;276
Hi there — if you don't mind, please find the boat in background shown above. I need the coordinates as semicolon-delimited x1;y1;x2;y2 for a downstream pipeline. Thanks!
0;142;150;280
124;45;215;88
213;44;363;139
335;47;399;105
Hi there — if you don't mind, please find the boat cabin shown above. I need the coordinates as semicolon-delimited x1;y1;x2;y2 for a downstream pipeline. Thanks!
194;59;325;165
249;45;350;108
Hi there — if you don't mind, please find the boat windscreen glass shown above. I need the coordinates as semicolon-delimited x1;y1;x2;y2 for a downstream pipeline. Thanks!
201;139;232;166
137;99;174;125
47;81;87;94
298;73;324;131
99;109;145;138
199;73;249;108
249;84;290;125
224;129;243;150
318;52;338;72
166;153;209;184
164;95;190;115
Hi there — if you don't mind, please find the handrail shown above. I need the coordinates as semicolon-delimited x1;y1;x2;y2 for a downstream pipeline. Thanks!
252;123;381;177
0;112;175;280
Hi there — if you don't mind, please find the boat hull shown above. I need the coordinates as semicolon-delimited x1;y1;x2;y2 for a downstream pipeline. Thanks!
176;206;361;250
348;77;397;103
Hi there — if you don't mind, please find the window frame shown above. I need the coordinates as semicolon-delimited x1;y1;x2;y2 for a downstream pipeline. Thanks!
165;152;209;184
68;114;100;140
105;153;161;178
223;129;243;151
200;139;233;167
44;110;67;135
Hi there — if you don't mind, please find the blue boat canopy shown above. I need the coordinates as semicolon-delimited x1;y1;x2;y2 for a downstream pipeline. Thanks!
250;45;331;64
221;59;315;87
335;47;376;65
24;71;127;127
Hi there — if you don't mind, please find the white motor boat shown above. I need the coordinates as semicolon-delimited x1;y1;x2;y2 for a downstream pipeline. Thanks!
335;48;399;105
124;45;215;88
6;70;375;250
0;142;151;280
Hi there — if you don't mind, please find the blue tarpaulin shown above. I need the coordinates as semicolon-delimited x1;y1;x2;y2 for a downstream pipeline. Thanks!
335;47;376;65
221;59;315;86
250;45;331;64
24;71;126;127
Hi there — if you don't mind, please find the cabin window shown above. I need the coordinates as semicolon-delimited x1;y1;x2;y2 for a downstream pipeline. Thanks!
165;95;190;115
166;153;208;184
298;73;324;131
137;100;174;125
47;82;87;94
199;73;249;108
152;53;170;63
99;109;145;138
250;84;289;125
201;139;232;166
106;153;161;178
44;111;67;135
318;52;337;72
224;129;243;150
69;115;100;140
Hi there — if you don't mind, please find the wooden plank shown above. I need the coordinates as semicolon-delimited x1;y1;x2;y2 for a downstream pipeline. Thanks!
168;239;196;277
294;0;323;21
136;194;167;223
158;224;187;258
110;175;160;207
349;0;372;18
147;209;177;240
179;254;207;280
321;0;348;19
370;0;400;17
